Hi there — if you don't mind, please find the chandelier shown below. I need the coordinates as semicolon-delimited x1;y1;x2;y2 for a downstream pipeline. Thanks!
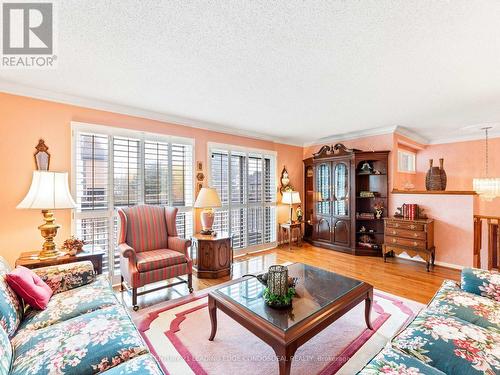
473;127;500;201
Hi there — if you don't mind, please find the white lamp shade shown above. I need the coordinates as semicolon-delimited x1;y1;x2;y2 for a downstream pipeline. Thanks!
282;191;301;204
194;187;222;208
17;171;76;210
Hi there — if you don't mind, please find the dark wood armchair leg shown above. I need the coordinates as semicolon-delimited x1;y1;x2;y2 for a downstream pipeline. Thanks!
188;273;194;293
120;276;124;292
132;288;139;311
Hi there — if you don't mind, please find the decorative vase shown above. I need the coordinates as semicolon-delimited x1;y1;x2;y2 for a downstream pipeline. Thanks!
375;209;383;219
67;248;78;256
438;158;447;190
425;159;447;191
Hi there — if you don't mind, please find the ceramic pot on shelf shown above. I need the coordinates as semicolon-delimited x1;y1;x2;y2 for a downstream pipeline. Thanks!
425;158;447;191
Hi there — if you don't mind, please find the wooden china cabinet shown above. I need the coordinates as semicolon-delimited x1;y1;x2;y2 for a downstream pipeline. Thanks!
303;144;389;256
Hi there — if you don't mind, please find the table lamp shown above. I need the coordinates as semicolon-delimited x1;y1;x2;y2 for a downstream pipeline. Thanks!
282;191;301;223
194;187;222;234
17;171;76;259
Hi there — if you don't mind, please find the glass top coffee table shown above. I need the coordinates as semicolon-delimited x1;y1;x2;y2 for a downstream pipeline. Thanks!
208;263;373;375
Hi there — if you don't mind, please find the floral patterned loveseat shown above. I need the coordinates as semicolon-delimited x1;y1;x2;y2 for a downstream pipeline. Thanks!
0;257;164;375
359;267;500;374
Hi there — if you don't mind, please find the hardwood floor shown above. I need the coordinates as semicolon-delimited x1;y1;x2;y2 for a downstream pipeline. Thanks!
119;243;460;315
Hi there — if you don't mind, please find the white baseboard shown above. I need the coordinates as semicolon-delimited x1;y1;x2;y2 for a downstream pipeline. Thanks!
396;253;464;270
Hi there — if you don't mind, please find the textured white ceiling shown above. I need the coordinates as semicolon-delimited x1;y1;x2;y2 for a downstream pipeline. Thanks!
2;0;500;145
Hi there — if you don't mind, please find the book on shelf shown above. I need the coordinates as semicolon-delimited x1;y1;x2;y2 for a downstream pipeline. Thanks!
357;212;376;219
402;203;418;220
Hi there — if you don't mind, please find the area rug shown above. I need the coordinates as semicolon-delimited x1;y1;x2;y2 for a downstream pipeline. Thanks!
137;290;424;375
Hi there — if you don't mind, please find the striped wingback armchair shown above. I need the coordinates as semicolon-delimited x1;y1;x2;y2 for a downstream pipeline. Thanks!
118;205;193;310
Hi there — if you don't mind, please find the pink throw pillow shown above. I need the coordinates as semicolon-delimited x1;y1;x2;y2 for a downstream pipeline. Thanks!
6;266;53;310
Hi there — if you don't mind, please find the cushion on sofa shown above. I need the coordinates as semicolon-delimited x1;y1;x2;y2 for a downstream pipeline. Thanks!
0;326;12;375
19;275;117;331
6;266;53;310
462;268;500;302
427;280;500;329
136;249;187;272
10;304;148;375
0;258;23;338
358;346;446;375
33;261;96;294
392;310;500;375
100;354;163;375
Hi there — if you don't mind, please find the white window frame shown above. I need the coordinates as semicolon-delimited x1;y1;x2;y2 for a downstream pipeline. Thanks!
207;142;278;256
397;149;416;174
71;121;195;281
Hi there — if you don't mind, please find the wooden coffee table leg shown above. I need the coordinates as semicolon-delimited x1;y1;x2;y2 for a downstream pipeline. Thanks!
274;344;297;375
365;289;374;330
208;295;217;341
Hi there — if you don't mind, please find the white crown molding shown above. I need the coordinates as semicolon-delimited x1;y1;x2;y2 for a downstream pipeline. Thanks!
427;130;500;145
303;126;399;147
303;125;430;147
4;80;498;148
393;126;430;145
0;80;304;147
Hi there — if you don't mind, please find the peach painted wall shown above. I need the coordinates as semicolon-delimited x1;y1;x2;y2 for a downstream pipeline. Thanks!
391;194;477;268
414;137;500;217
0;93;303;266
303;132;498;268
392;134;425;190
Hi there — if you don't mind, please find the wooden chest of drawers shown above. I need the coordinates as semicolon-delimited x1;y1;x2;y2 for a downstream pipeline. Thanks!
383;218;435;271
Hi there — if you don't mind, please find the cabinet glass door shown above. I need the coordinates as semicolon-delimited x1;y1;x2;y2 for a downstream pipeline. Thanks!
333;162;349;216
316;163;331;215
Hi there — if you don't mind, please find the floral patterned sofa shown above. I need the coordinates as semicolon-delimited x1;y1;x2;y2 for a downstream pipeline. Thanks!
0;257;164;375
359;267;500;374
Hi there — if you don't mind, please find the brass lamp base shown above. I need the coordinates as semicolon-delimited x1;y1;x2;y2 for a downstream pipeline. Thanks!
37;210;63;259
37;250;66;260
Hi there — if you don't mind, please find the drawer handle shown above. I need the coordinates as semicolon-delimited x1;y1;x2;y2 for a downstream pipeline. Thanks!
413;241;418;246
392;238;397;243
395;224;399;227
392;230;397;235
410;225;416;229
414;233;419;237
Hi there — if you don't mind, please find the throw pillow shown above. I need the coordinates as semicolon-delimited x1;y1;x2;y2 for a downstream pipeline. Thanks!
6;266;53;310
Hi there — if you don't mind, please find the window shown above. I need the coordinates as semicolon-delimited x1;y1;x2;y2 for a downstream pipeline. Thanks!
72;123;193;279
209;143;277;255
398;149;416;173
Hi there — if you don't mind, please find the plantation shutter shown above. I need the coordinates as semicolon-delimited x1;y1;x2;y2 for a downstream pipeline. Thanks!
73;124;194;280
144;141;169;205
211;150;230;234
113;137;141;207
209;145;277;253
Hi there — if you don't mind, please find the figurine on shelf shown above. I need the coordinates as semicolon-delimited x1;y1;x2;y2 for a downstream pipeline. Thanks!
358;234;373;248
359;234;372;243
394;206;404;218
360;162;373;174
403;181;415;191
359;226;366;233
296;205;303;222
373;201;384;219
